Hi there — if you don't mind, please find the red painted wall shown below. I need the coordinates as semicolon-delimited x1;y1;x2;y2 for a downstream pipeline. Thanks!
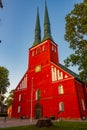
75;80;87;118
56;79;81;118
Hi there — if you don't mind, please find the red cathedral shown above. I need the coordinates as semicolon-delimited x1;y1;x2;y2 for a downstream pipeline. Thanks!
12;3;87;120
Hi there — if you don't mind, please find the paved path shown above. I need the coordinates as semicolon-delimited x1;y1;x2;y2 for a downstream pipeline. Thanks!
0;117;87;128
0;117;37;128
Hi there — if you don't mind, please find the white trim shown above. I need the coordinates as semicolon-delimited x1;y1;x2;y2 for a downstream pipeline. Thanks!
51;61;74;78
58;85;64;94
51;66;55;81
51;41;57;47
59;102;64;111
54;67;57;81
30;41;47;50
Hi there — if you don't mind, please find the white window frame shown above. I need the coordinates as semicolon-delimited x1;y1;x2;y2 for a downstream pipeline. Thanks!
58;85;64;94
36;48;40;54
54;47;56;52
36;90;40;100
18;106;21;113
59;102;64;112
32;51;34;56
19;94;22;102
42;46;46;51
52;45;54;51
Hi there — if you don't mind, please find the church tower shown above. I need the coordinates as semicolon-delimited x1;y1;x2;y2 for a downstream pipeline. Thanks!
28;2;59;70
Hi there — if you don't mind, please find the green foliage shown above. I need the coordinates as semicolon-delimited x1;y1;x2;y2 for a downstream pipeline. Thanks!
64;0;87;84
0;0;3;8
0;66;10;94
0;95;4;106
5;89;14;108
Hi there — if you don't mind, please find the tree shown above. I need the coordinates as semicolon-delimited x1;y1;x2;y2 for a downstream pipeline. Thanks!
64;0;87;84
0;66;10;94
5;89;14;108
0;94;4;106
0;1;3;8
0;0;3;8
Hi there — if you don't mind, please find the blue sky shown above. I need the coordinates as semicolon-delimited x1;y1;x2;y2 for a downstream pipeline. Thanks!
0;0;82;95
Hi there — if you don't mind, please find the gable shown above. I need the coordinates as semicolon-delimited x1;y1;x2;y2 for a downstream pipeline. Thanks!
51;63;74;82
15;71;28;91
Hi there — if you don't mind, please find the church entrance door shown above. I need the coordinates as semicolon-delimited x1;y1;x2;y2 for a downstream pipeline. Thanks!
34;103;42;119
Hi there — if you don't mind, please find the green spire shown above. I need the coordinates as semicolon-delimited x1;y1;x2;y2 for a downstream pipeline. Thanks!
43;0;53;41
33;8;41;46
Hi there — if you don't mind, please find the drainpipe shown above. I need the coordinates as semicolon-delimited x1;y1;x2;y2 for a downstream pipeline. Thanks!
30;77;34;122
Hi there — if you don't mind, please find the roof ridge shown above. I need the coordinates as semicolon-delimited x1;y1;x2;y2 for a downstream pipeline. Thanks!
58;63;82;82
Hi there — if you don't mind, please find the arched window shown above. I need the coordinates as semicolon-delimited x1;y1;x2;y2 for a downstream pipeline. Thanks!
18;106;21;113
58;85;64;94
36;48;40;54
19;94;22;102
52;45;54;51
42;45;46;51
54;47;56;52
32;51;34;56
36;90;41;100
59;102;64;112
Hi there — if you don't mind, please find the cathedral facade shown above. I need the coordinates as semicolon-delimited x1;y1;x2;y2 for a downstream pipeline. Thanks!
12;3;87;120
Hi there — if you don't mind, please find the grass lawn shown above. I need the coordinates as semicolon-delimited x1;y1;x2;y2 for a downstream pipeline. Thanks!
0;121;87;130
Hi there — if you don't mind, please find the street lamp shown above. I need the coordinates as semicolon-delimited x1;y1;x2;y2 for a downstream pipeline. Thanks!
30;77;34;122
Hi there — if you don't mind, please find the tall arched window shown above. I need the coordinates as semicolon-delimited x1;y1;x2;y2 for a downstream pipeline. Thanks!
32;51;34;56
19;94;22;102
18;106;21;113
36;90;41;100
58;85;64;94
59;102;64;112
42;45;46;51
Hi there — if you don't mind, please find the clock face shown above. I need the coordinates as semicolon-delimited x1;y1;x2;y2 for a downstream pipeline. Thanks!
35;65;41;73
